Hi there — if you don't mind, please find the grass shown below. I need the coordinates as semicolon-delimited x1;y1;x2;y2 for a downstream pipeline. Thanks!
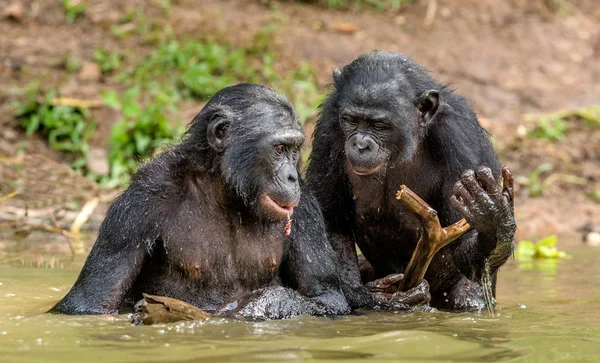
101;86;182;185
62;0;86;24
13;89;96;172
13;3;323;186
524;105;600;141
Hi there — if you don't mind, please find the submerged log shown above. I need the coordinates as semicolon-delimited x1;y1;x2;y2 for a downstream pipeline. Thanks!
132;294;211;325
395;185;471;291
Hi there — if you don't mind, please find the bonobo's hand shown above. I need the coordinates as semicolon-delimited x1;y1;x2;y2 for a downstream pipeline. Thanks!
449;166;516;247
214;287;328;320
365;273;431;310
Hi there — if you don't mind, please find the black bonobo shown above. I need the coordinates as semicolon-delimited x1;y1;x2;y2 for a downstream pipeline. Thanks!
50;84;351;319
307;51;516;311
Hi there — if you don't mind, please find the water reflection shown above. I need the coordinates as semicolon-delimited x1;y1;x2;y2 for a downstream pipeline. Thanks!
0;245;599;362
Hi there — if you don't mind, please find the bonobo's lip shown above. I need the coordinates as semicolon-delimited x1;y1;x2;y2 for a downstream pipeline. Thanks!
349;162;384;176
262;194;297;217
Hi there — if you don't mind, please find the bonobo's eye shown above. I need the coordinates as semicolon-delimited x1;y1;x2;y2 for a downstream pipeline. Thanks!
372;122;390;131
291;145;301;155
274;144;285;155
340;115;355;126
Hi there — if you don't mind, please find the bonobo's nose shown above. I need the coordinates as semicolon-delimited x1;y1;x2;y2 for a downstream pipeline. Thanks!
286;170;298;184
282;164;298;186
354;135;374;154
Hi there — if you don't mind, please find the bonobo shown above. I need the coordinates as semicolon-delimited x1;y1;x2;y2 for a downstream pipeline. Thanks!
50;84;351;319
307;51;516;311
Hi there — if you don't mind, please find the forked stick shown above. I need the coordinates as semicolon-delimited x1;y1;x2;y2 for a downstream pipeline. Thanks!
396;185;471;291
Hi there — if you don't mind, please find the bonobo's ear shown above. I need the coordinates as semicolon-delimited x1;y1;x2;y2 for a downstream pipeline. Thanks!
332;68;343;88
207;114;230;152
417;90;440;126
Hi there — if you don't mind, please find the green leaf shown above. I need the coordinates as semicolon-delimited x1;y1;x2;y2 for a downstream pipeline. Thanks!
101;91;122;110
537;234;557;248
515;240;535;260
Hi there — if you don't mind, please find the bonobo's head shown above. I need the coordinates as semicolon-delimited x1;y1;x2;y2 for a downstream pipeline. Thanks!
331;50;441;176
187;84;304;222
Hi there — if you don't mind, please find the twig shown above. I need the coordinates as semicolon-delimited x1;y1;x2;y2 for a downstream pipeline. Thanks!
70;197;100;236
396;185;470;291
0;191;19;204
51;97;105;109
0;220;78;240
423;0;438;28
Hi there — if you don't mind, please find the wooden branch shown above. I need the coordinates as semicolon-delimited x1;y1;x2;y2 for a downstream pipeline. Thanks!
51;97;105;109
0;191;19;204
396;185;471;291
132;294;211;325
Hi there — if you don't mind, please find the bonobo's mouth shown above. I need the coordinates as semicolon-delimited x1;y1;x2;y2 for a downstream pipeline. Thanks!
348;162;384;176
261;194;297;218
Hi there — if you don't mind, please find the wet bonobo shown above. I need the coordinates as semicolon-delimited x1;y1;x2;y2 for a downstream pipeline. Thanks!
307;51;516;311
50;84;351;319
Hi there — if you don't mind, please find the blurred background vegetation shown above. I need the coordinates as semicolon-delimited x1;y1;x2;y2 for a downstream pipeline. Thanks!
0;0;599;258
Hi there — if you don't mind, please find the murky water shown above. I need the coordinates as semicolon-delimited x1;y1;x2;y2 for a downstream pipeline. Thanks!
0;247;599;362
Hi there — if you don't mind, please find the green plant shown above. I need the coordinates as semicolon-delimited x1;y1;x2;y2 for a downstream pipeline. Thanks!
93;48;123;74
515;235;569;261
524;105;600;141
63;0;87;24
517;163;587;197
101;86;183;185
13;90;95;171
276;61;322;125
588;187;600;201
62;52;82;73
527;114;567;141
517;163;552;197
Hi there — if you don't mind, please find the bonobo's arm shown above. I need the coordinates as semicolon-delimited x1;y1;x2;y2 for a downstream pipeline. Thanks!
449;166;516;278
215;192;351;320
49;187;155;314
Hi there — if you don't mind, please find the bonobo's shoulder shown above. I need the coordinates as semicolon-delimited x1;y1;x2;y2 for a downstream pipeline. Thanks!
128;148;190;195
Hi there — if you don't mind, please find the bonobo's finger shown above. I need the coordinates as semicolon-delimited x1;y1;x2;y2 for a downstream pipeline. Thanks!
501;166;514;208
475;166;502;197
130;312;146;326
366;273;404;293
453;180;471;203
450;195;471;220
391;279;431;306
460;169;484;197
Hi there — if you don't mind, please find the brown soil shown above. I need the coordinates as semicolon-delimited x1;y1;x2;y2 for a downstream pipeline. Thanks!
1;0;599;248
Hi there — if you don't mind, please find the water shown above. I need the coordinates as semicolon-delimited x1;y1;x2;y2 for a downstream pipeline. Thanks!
0;248;599;362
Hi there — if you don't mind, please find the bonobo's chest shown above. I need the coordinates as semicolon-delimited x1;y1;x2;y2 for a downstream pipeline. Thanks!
348;170;430;272
162;204;286;292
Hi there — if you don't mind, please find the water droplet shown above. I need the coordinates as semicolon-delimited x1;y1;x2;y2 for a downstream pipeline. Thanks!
443;292;448;296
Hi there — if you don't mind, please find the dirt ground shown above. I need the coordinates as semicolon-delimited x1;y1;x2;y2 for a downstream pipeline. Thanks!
1;0;599;249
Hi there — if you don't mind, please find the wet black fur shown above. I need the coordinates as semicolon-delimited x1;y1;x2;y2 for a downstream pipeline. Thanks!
307;51;513;311
50;84;350;319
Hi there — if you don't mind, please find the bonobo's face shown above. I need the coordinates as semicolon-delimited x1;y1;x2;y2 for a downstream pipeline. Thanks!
338;89;420;177
206;86;304;222
335;60;440;177
253;127;304;220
